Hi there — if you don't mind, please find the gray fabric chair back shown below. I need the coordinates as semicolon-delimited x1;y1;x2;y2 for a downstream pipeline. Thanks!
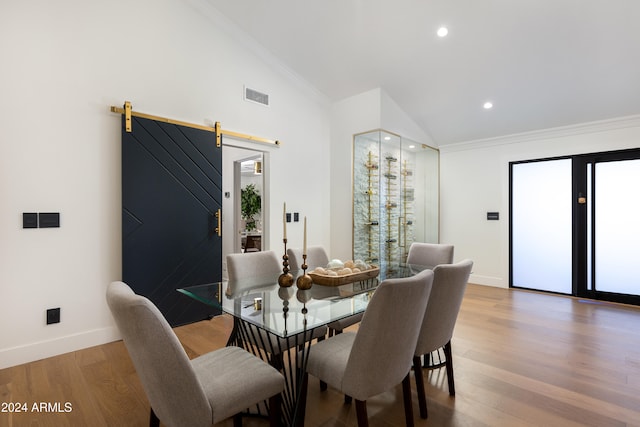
415;259;473;356
341;269;434;400
226;250;281;284
106;281;211;427
406;242;454;267
287;246;330;271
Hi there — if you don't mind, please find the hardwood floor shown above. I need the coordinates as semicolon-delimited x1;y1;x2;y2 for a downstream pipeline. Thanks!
2;284;640;426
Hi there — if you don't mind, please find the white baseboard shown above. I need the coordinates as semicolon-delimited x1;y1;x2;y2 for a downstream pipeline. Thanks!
0;327;122;370
469;273;506;288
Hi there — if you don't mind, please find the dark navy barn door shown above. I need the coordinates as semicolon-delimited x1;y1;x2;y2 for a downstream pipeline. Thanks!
122;115;222;326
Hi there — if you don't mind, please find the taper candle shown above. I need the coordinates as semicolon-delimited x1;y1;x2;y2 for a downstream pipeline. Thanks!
303;216;307;255
283;202;287;239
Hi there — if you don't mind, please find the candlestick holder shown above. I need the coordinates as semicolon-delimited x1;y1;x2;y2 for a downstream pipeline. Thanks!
296;289;311;327
296;254;313;290
278;287;292;336
278;238;294;287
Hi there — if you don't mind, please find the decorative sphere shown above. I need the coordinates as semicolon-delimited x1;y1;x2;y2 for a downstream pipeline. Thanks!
296;274;313;290
278;272;294;287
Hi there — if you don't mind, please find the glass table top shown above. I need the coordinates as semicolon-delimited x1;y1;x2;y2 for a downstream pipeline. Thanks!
177;263;432;338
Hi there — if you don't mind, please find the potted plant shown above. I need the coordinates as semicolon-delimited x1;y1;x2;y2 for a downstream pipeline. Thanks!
241;183;261;232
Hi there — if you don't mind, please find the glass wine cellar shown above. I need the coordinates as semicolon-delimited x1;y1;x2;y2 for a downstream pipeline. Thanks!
353;130;439;271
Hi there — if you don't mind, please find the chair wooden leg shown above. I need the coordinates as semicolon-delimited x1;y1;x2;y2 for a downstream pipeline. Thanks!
413;356;428;419
402;373;415;427
268;393;282;427
149;408;159;427
355;399;369;427
233;413;242;427
443;340;455;396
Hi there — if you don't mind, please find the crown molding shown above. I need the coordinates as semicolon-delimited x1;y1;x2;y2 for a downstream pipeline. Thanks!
438;114;640;153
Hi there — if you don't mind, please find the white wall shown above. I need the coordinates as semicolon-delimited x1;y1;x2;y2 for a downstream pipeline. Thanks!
0;0;331;368
439;115;640;288
380;90;435;147
329;89;381;260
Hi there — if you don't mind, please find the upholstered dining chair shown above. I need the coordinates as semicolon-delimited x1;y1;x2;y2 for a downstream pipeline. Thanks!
304;269;435;427
406;242;455;267
412;259;473;419
106;281;284;427
287;245;329;271
406;242;455;369
226;250;282;287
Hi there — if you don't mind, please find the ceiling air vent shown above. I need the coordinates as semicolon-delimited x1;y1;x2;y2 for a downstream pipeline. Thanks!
244;86;270;107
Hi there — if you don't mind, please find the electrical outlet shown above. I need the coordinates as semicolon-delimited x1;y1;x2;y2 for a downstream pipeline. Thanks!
46;308;60;325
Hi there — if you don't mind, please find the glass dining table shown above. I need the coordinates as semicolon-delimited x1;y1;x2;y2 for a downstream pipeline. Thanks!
177;262;430;426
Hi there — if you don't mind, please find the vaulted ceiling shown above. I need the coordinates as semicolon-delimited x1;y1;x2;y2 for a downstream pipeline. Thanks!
207;0;640;146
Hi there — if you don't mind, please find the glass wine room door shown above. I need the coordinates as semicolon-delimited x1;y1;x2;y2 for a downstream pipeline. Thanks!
511;148;640;305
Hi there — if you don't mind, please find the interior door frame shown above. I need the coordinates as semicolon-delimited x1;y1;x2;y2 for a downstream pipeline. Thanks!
221;141;270;278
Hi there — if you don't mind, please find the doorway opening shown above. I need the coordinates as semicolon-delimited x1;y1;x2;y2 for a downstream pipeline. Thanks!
222;144;268;279
238;156;263;252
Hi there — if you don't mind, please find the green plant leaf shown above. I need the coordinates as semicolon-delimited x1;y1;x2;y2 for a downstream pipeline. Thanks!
241;183;261;232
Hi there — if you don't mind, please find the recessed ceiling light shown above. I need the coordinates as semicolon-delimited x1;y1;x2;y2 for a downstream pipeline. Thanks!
409;145;416;149
483;101;493;109
384;136;391;141
437;27;449;37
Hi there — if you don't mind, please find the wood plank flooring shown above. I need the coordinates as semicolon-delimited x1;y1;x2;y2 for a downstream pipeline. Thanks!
2;284;640;426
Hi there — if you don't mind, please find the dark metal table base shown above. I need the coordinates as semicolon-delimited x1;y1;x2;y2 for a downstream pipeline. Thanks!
227;317;316;426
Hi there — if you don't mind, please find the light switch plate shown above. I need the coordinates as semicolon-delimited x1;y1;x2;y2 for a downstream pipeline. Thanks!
23;212;38;228
39;212;60;228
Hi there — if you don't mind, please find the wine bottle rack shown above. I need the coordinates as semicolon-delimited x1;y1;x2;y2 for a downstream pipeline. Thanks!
354;131;439;268
353;132;421;269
